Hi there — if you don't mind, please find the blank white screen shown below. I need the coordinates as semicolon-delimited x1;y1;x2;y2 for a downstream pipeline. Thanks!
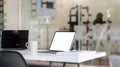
50;32;75;51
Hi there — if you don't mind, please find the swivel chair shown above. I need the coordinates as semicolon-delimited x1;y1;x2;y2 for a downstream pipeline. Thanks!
108;55;120;67
0;51;29;67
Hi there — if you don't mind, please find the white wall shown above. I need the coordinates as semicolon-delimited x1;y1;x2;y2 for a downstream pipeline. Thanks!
20;0;59;49
56;0;119;27
5;0;120;29
4;0;19;29
4;0;120;50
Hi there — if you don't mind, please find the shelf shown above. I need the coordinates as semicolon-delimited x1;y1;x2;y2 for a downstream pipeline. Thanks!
0;4;3;7
41;0;55;3
0;0;4;32
32;0;56;18
0;11;3;12
32;9;36;12
41;0;55;9
70;15;77;16
42;3;54;8
32;3;36;5
42;1;55;4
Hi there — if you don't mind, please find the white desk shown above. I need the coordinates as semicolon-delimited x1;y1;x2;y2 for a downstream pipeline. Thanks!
19;51;106;67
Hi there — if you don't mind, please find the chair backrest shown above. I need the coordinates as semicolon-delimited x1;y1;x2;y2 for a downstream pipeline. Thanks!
0;51;29;67
108;55;120;67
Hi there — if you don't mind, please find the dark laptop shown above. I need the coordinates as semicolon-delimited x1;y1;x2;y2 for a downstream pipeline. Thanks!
1;30;29;50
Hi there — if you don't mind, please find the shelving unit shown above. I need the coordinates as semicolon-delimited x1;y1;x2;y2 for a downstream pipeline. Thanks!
31;0;56;49
32;0;56;18
31;0;36;16
41;0;55;9
0;0;4;44
68;6;78;32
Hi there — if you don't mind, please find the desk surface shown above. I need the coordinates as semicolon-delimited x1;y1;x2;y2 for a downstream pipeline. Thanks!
20;50;106;63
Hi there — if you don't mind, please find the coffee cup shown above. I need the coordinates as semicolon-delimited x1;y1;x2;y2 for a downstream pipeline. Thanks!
26;41;38;55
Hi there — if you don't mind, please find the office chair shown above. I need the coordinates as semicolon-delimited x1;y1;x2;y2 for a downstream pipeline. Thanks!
0;51;29;67
108;55;120;67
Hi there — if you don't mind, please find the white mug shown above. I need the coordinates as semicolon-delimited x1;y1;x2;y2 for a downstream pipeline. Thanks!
26;41;38;55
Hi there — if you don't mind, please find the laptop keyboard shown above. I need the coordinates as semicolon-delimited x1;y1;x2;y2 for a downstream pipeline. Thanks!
38;51;57;54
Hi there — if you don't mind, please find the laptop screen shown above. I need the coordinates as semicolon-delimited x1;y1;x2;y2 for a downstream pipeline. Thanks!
1;30;29;49
50;32;75;51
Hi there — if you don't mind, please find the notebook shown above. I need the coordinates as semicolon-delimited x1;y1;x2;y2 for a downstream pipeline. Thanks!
1;30;29;50
38;31;76;54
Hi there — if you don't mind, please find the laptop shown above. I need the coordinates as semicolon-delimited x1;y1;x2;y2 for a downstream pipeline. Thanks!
38;31;76;54
1;30;29;50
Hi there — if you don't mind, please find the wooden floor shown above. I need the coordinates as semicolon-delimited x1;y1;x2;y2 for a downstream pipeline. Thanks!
28;61;108;67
